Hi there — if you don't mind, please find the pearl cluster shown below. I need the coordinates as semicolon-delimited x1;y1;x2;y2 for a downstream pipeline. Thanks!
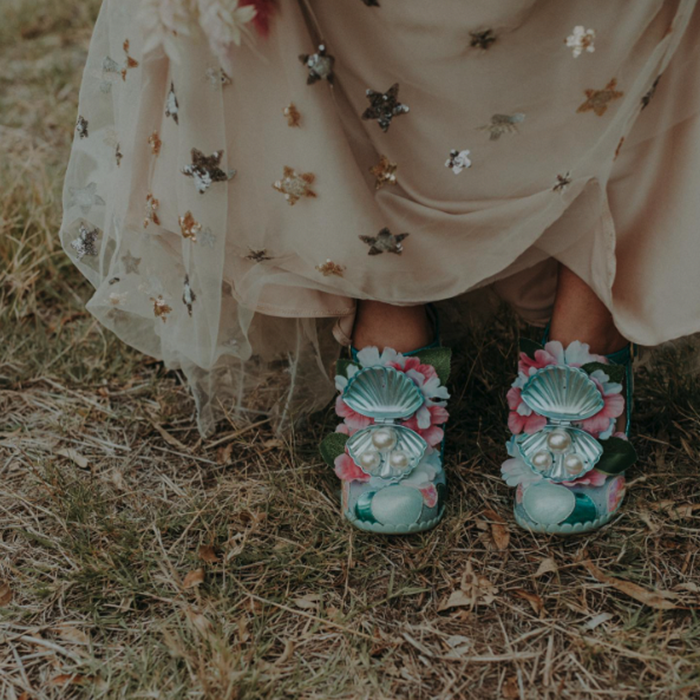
531;429;585;476
357;427;411;475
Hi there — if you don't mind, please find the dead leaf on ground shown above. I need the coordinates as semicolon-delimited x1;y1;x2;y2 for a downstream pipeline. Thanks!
50;674;93;686
483;509;510;550
52;625;90;645
56;447;89;469
198;545;220;563
583;612;614;630
216;443;234;464
502;675;520;699
438;560;498;611
582;560;678;610
293;593;322;610
534;557;558;578
0;583;12;606
513;588;545;616
183;568;205;589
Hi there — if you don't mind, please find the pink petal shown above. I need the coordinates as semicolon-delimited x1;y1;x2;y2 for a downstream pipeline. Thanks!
419;484;438;508
523;413;547;435
334;453;370;482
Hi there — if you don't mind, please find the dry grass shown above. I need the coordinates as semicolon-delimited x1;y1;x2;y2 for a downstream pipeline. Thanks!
2;2;700;698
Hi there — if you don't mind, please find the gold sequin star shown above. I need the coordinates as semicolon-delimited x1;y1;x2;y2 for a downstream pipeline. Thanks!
148;131;162;156
577;79;623;116
121;39;139;81
151;295;172;322
316;259;345;277
144;193;160;228
369;155;398;190
179;211;201;241
273;166;317;205
284;103;302;127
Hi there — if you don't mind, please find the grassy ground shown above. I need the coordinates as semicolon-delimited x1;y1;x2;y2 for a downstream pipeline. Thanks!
2;2;700;698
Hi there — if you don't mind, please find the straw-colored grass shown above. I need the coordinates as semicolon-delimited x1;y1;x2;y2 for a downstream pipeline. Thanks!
2;3;700;698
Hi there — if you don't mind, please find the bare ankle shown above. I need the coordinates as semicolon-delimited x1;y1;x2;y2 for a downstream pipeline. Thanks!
352;301;433;353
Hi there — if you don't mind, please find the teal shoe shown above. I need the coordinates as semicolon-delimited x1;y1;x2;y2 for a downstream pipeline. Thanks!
502;336;636;535
320;319;451;534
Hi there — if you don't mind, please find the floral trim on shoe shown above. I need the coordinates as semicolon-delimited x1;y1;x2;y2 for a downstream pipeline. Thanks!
502;339;636;534
321;345;451;534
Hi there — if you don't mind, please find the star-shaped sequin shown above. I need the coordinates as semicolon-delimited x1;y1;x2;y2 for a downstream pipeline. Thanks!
67;182;106;214
359;227;409;255
470;29;496;50
182;275;196;316
565;26;595;58
148;131;162;156
273;166;317;205
362;83;409;132
246;249;272;263
206;67;232;89
151;295;172;322
445;149;472;174
552;171;572;193
641;75;661;110
577;79;623;116
121;250;141;273
198;227;217;248
120;40;139;80
70;223;99;259
284;102;302;127
144;193;160;228
179;211;202;241
165;82;179;124
182;148;236;194
299;44;335;84
76;116;89;139
477;113;525;141
369;155;398;189
316;259;345;276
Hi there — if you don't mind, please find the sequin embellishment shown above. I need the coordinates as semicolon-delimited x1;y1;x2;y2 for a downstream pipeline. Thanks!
179;211;202;241
273;166;317;205
151;295;172;322
121;251;141;273
565;27;595;58
76;116;89;139
284;103;302;127
246;249;272;262
67;182;106;214
148;131;162;156
316;259;345;276
362;83;409;132
360;227;409;255
165;82;179;124
577;79;623;116
70;223;99;259
182;149;236;194
206;67;232;88
478;113;525;141
370;155;397;189
120;40;139;80
470;29;496;50
445;149;472;174
299;44;335;85
182;275;196;316
144;193;160;228
552;172;572;193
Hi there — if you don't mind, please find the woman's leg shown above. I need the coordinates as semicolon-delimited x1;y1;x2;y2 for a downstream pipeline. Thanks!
549;264;628;355
351;300;433;352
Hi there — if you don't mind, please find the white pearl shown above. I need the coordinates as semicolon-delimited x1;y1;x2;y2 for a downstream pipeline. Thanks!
371;428;397;451
389;450;410;470
531;450;553;471
564;453;585;475
546;429;572;453
359;451;381;471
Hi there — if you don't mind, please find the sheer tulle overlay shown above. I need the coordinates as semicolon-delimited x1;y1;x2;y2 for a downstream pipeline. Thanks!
61;0;700;435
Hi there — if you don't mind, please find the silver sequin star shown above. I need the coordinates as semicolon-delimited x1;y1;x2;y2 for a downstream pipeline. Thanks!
165;82;179;124
70;223;99;259
362;83;410;133
359;227;409;255
182;275;196;316
182;148;236;194
76;116;89;139
67;182;106;215
299;44;335;85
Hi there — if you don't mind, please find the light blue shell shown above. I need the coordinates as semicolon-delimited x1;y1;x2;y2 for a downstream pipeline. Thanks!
343;366;423;421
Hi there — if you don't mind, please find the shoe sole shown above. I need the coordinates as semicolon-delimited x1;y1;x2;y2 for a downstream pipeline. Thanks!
513;507;616;535
344;507;445;535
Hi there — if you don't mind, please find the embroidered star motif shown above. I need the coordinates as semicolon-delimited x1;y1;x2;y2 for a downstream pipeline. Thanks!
577;79;623;116
76;116;89;139
121;251;141;273
641;75;661;110
552;172;572;193
198;228;217;248
273;166;317;205
445;149;472;174
151;295;172;322
205;67;232;88
299;44;335;84
182;148;236;194
144;193;160;228
369;155;398;189
148;131;162;156
470;29;496;50
477;113;525;141
165;82;179;124
67;182;106;214
283;102;302;127
359;227;409;255
246;249;272;263
362;83;410;132
70;223;99;259
179;211;202;241
316;259;345;276
182;275;196;316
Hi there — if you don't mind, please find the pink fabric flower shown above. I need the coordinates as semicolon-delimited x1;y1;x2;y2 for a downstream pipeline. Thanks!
402;405;448;447
561;469;607;488
335;396;373;430
577;375;624;437
518;348;560;376
506;387;547;435
419;483;438;508
389;356;439;383
334;453;370;482
607;475;626;512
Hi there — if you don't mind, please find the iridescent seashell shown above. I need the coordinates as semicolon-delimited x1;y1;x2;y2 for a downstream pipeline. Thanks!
522;481;576;525
521;366;604;421
347;424;427;480
343;366;423;420
369;486;424;527
517;425;602;482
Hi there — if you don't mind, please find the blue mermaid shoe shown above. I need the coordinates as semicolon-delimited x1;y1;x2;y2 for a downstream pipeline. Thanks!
502;338;636;535
320;345;451;534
